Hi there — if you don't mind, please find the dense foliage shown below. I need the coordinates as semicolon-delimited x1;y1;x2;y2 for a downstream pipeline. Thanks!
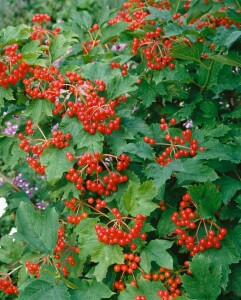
0;0;241;299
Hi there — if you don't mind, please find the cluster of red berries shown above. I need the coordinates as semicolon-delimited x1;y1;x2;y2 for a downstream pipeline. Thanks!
53;227;80;277
171;207;227;256
144;118;205;166
0;279;18;295
108;1;152;30
132;28;175;70
64;198;88;225
61;75;126;134
95;211;146;246
23;65;64;101
114;253;141;290
0;44;29;88
25;261;41;277
30;14;60;46
159;200;166;211
18;120;71;174
66;152;130;196
110;62;129;76
191;12;240;29
142;266;183;299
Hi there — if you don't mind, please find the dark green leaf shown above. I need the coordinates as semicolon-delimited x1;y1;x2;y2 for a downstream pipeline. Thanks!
16;203;59;254
182;254;221;300
140;239;173;272
122;181;158;216
188;180;222;219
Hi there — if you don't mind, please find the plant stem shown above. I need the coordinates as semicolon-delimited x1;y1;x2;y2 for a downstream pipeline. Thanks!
0;172;21;192
200;60;214;94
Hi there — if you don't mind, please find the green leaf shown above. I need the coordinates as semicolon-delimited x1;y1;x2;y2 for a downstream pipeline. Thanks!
211;52;241;68
50;33;76;62
107;74;138;99
157;208;176;238
25;99;53;124
121;142;155;160
122;181;158;216
226;8;241;23
119;279;164;300
223;31;241;49
76;130;104;153
227;263;241;297
140;239;173;272
0;236;24;264
182;254;221;300
70;280;114;300
200;101;218;118
0;24;30;45
186;0;213;23
101;22;128;44
60;116;84;147
0;86;14;108
204;238;240;290
188;180;222;219
122;117;152;136
216;176;241;204
136;80;166;107
40;146;74;184
75;218;124;281
93;244;123;282
16;202;59;254
172;43;203;63
19;280;70;300
71;11;93;29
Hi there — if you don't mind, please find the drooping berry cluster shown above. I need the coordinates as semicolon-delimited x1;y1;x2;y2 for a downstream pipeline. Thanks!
171;207;227;256
23;65;64;101
66;152;130;196
25;261;41;278
132;28;175;70
82;23;100;55
114;253;141;290
0;279;18;295
30;14;60;46
144;118;205;166
53;227;80;277
18;120;71;174
64;197;88;225
108;1;151;30
95;210;146;246
60;75;126;135
0;44;29;88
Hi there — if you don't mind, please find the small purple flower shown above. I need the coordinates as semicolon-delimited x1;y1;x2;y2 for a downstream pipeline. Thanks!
2;121;18;136
183;120;193;129
35;201;50;210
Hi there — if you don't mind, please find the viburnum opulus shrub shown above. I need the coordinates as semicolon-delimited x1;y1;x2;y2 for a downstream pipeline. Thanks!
0;0;241;299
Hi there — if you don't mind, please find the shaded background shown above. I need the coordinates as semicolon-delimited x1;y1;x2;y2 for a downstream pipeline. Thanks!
0;0;125;28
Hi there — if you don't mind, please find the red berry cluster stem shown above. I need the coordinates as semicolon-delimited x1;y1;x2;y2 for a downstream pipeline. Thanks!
25;261;41;277
18;120;71;175
30;14;60;47
132;28;175;70
23;65;64;101
144;118;205;166
171;207;227;256
82;23;100;55
53;227;80;277
0;44;29;88
64;197;88;225
95;209;146;246
66;152;130;196
0;279;18;295
114;253;141;291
